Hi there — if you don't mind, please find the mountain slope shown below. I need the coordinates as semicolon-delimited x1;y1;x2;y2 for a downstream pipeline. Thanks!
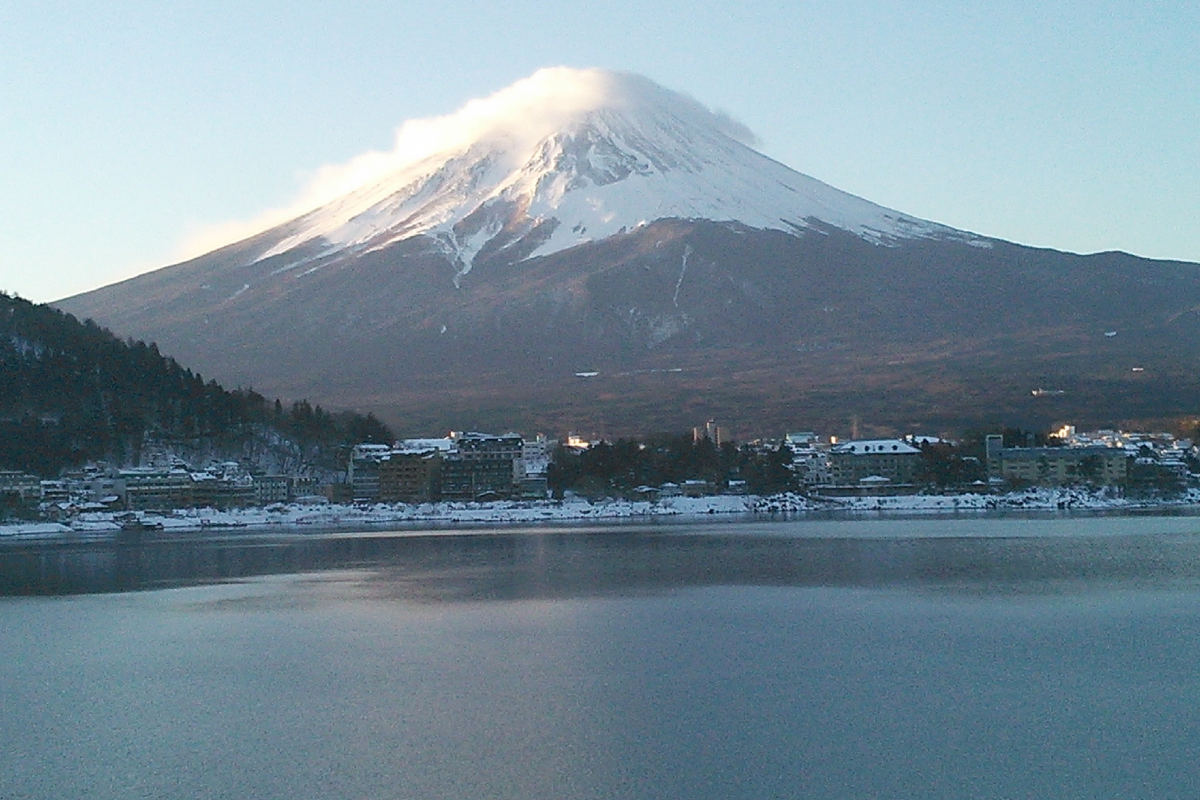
245;68;963;281
57;69;1200;437
0;292;391;475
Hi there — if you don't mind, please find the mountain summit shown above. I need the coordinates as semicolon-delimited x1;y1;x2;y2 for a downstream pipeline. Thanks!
253;68;959;281
59;69;1200;436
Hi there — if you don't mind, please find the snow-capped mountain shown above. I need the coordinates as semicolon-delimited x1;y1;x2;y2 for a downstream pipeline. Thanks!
253;68;962;283
58;69;1200;437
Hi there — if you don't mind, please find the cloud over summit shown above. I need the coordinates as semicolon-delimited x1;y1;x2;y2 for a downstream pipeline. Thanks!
175;68;760;261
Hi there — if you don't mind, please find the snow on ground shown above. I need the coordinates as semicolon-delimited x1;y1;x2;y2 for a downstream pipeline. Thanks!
0;522;71;539
2;488;1198;541
819;487;1146;513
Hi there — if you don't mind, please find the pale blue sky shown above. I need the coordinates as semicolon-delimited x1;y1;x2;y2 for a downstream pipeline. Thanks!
2;0;1197;303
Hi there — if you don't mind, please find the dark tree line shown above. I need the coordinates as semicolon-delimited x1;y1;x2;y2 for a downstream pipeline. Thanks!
547;433;796;497
914;442;986;487
0;292;392;476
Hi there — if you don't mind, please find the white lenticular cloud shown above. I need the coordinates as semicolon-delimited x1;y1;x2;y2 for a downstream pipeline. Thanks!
171;67;759;263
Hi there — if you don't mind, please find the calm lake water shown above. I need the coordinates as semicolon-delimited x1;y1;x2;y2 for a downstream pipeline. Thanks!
5;514;1200;799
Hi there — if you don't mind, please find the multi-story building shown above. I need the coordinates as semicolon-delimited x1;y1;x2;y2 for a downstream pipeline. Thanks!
378;451;442;503
985;435;1130;486
189;472;255;509
0;470;42;505
785;433;832;486
520;434;551;477
440;432;523;500
120;468;195;510
517;434;551;498
251;475;316;505
828;439;922;486
255;475;293;505
39;480;71;504
347;434;526;503
348;444;392;503
117;466;255;510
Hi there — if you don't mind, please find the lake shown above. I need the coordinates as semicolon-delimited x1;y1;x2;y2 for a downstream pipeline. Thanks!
4;513;1200;799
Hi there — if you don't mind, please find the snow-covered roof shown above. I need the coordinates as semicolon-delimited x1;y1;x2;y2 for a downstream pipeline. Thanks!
832;439;921;455
907;435;949;445
395;437;455;453
352;443;393;455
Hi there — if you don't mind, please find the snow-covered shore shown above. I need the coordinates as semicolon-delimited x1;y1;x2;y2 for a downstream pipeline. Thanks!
3;488;1199;541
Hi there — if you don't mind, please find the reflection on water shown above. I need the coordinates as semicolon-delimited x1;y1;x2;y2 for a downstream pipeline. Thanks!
6;515;1200;597
5;517;1200;800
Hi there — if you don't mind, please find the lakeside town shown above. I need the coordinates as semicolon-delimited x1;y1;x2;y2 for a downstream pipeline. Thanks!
3;421;1199;538
8;283;1200;538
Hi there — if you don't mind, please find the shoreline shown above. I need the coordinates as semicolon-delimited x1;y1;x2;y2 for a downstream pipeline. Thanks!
4;486;1200;542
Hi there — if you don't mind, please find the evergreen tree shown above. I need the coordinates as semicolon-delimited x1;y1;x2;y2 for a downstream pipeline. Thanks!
0;292;393;475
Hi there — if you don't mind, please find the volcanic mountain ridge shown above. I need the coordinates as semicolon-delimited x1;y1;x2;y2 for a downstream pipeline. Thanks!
57;68;1200;437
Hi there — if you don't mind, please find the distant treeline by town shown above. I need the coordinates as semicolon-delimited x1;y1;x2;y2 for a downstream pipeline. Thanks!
547;434;798;497
1;292;392;476
545;430;1087;498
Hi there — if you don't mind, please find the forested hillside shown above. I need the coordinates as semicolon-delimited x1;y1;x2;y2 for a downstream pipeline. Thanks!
1;292;391;475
